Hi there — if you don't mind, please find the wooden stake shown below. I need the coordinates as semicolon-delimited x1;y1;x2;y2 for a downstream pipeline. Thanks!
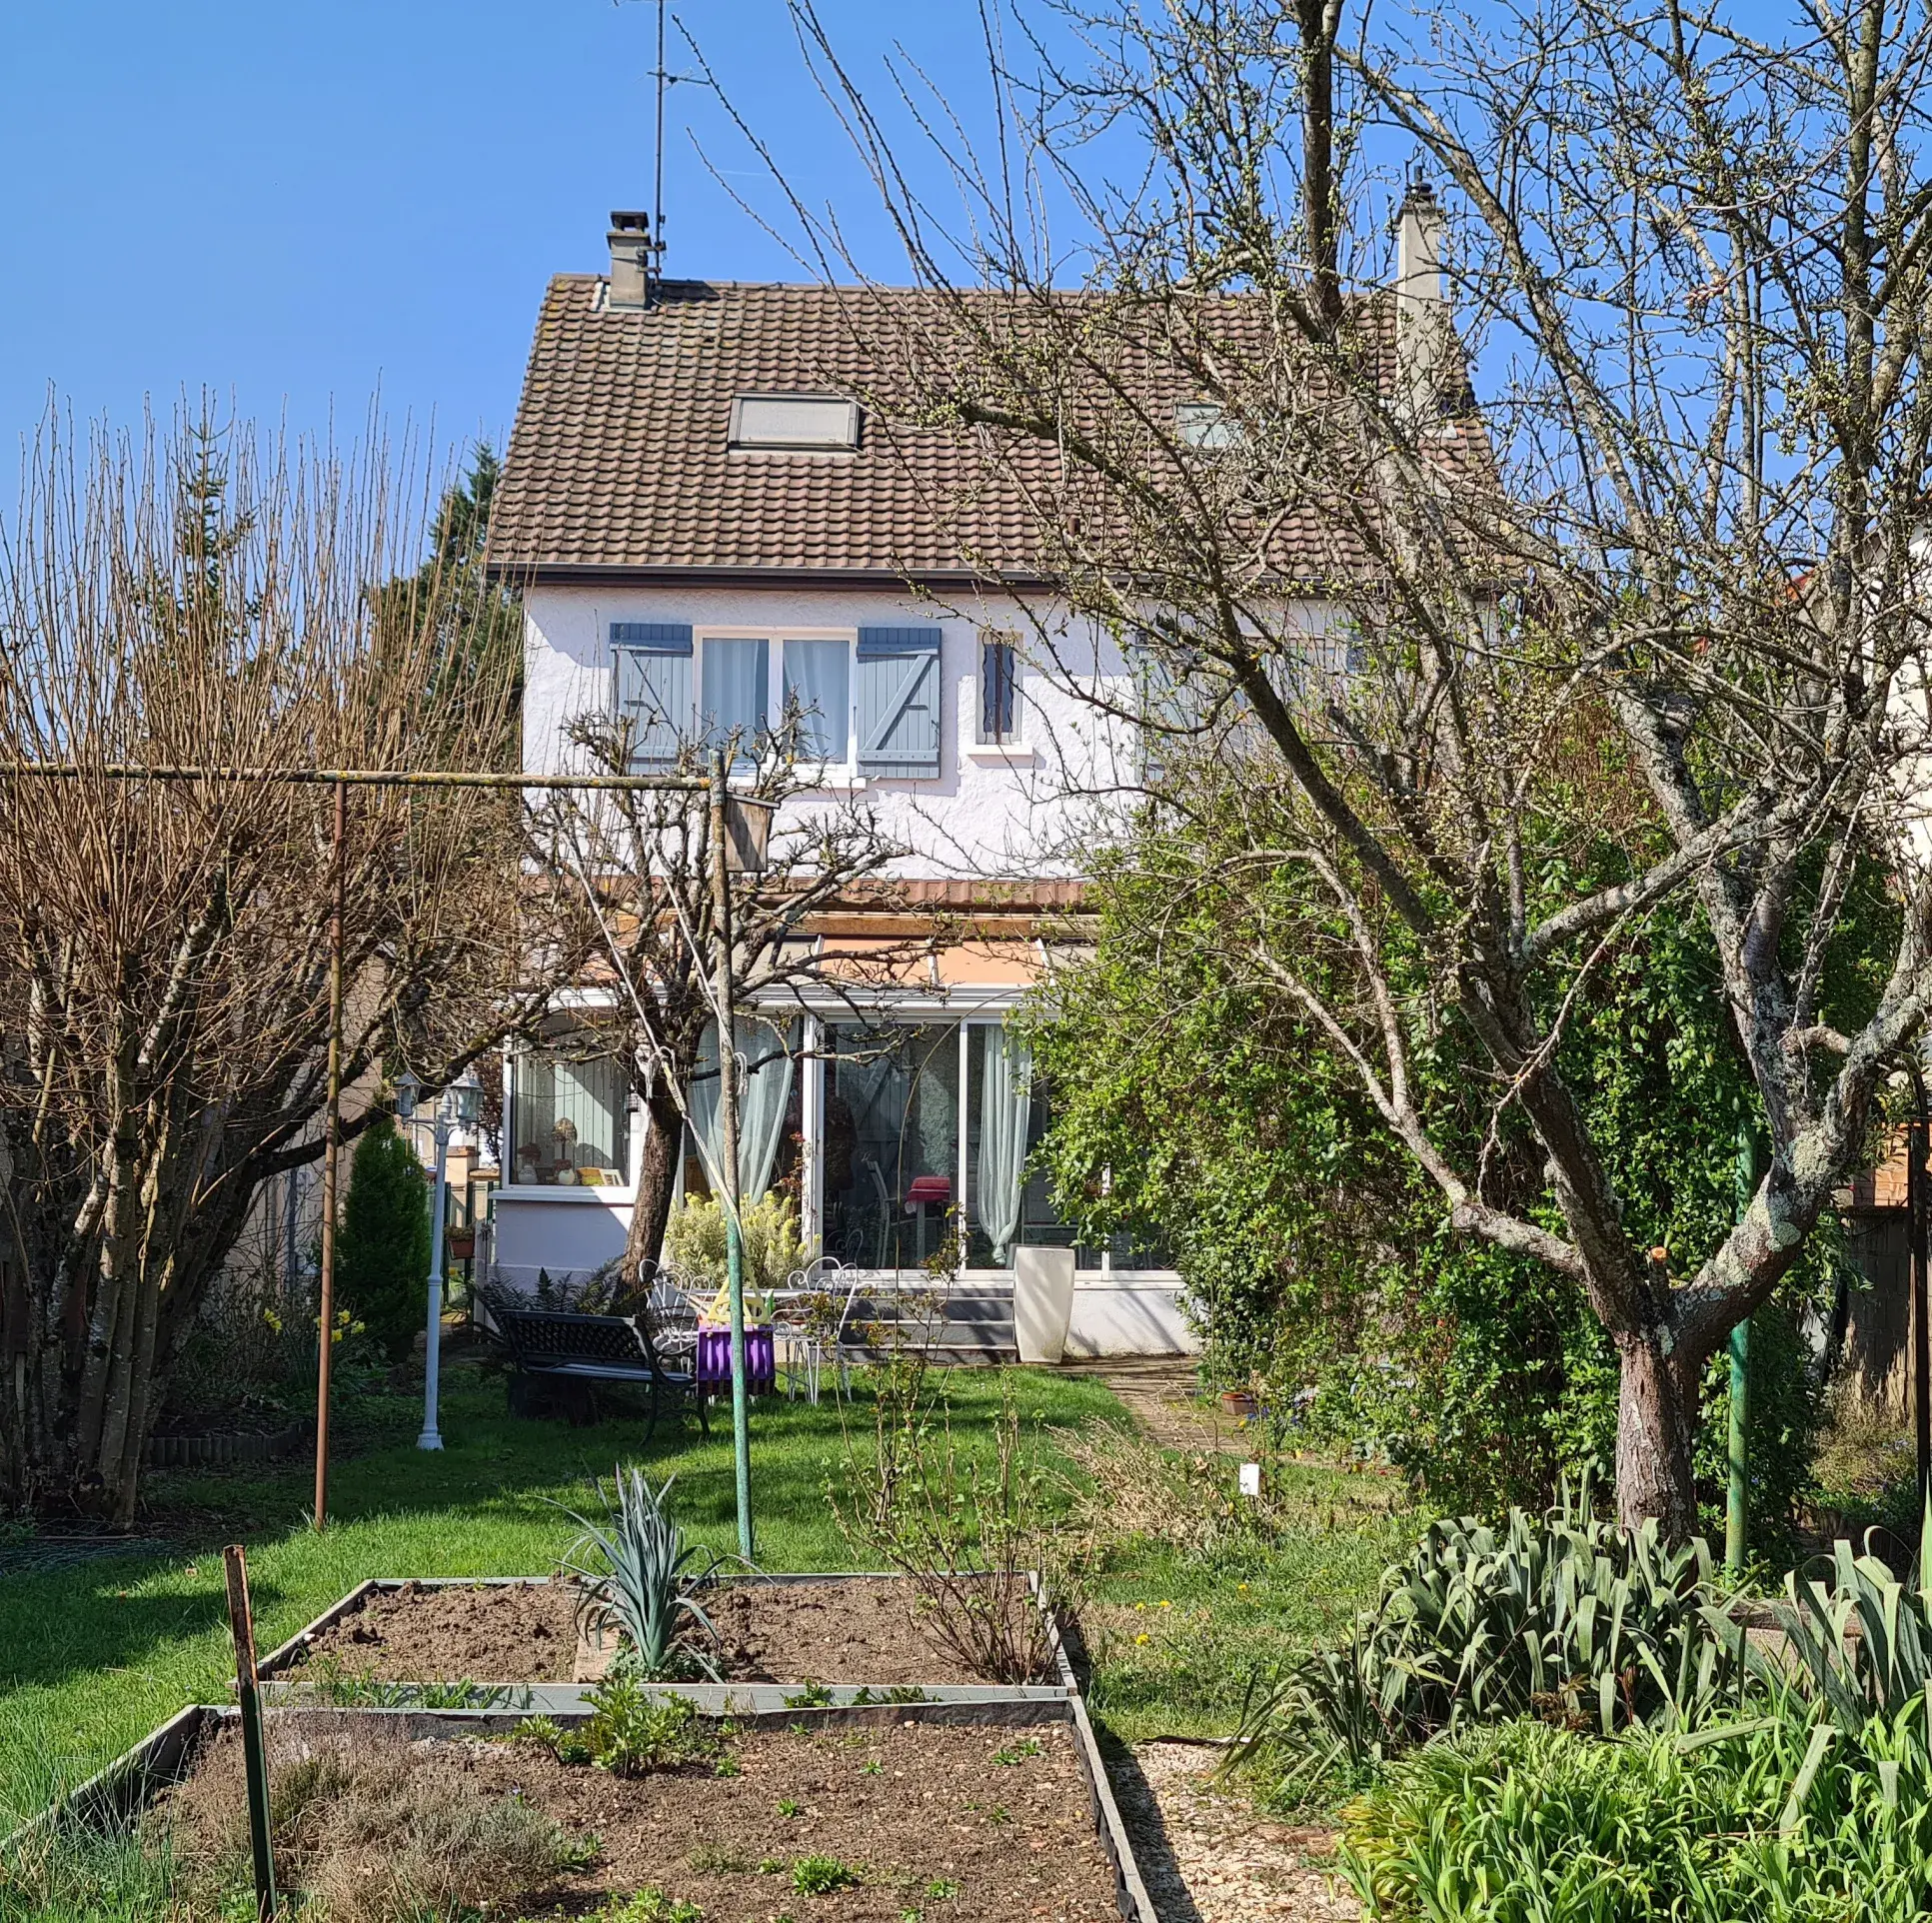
313;776;348;1530
222;1544;278;1921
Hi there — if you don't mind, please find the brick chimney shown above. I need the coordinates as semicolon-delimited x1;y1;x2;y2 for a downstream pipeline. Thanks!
607;210;656;310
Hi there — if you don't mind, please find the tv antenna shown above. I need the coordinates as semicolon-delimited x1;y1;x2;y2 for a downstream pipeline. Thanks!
652;0;667;286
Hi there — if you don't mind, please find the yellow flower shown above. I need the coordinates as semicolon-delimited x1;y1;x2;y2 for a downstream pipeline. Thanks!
1134;1601;1146;1612
1158;1599;1172;1610
1133;1632;1150;1645
1236;1581;1249;1593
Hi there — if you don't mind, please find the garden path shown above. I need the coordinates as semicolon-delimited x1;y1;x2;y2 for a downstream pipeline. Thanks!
1062;1359;1249;1454
1110;1739;1357;1923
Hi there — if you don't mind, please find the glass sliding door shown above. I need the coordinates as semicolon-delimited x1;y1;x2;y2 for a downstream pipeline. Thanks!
821;1021;960;1269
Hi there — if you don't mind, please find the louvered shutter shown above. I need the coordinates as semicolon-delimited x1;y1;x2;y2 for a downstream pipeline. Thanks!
856;626;943;778
611;623;693;770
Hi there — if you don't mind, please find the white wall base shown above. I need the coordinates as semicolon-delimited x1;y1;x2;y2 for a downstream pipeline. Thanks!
1065;1281;1200;1357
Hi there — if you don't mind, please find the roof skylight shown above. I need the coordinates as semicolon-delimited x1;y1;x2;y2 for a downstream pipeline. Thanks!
729;393;862;451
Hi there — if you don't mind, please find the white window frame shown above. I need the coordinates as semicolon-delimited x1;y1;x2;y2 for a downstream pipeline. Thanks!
502;1027;642;1201
973;631;1023;747
686;625;862;783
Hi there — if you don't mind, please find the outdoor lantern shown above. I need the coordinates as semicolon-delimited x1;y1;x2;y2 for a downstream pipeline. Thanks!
723;794;777;875
452;1068;483;1126
394;1068;422;1121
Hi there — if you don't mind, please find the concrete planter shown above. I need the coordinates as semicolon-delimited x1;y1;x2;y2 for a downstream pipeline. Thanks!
1013;1246;1076;1364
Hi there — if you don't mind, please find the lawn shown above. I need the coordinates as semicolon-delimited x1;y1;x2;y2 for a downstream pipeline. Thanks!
0;1360;1122;1831
0;1357;1418;1834
1079;1453;1417;1743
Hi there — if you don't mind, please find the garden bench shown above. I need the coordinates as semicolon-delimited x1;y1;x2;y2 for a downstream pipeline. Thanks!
493;1305;708;1438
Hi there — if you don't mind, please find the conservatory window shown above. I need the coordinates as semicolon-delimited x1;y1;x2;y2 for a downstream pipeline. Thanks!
510;1043;631;1187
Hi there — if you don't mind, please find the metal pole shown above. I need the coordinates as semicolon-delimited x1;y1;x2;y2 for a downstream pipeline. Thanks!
419;1113;449;1452
711;753;754;1563
1726;1118;1761;1576
222;1544;278;1922
313;777;347;1530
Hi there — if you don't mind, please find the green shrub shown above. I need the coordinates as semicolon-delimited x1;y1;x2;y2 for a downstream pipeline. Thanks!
557;1465;724;1679
526;1676;722;1776
335;1115;431;1362
1239;1475;1748;1797
1340;1699;1932;1923
665;1190;804;1306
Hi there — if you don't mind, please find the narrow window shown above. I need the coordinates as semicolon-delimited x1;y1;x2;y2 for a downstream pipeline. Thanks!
978;634;1018;745
782;639;852;762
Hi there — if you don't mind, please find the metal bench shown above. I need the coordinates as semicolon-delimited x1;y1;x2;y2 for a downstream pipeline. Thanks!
494;1305;708;1438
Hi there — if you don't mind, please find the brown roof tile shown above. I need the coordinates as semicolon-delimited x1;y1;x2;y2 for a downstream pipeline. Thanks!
489;277;1475;585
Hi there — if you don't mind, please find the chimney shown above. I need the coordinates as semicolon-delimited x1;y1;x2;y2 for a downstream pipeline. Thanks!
1394;178;1448;423
607;210;656;310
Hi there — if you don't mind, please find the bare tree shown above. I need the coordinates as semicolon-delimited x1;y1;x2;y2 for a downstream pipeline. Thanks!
0;409;578;1520
738;0;1932;1536
531;707;927;1296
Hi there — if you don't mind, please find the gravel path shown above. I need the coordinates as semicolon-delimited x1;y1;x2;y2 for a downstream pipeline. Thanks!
1107;1741;1358;1923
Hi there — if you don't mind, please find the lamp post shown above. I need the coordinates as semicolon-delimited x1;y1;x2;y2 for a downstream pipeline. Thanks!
709;753;776;1563
396;1067;483;1453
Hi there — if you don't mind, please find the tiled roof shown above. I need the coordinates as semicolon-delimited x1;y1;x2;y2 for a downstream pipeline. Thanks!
488;276;1465;584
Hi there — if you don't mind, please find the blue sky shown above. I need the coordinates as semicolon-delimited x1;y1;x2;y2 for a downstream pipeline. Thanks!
0;1;1005;464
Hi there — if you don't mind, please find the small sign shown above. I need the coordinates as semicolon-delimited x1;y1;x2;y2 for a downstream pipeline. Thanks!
1238;1461;1261;1498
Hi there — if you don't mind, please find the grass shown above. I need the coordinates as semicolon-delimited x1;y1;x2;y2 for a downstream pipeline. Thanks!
1078;1452;1415;1743
0;1358;1123;1831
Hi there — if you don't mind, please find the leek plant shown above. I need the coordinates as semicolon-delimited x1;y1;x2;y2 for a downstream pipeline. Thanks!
557;1466;726;1679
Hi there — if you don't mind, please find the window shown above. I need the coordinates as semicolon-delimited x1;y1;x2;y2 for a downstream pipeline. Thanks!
783;639;852;761
729;394;862;451
977;634;1018;744
510;1042;631;1187
821;1022;961;1269
701;638;769;761
1175;401;1240;450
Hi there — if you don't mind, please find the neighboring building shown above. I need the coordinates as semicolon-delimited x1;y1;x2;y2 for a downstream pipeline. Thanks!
483;196;1452;1354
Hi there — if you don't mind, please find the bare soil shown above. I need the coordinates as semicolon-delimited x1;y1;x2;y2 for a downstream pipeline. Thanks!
291;1579;582;1684
174;1716;1119;1922
288;1577;1018;1687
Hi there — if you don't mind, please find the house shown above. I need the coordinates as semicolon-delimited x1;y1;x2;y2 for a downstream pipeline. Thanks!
481;194;1453;1355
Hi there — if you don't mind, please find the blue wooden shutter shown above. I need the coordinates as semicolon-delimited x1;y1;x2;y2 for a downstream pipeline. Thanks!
611;623;693;770
856;626;943;778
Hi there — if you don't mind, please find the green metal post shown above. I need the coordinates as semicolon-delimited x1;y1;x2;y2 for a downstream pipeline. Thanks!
710;756;755;1563
223;1545;277;1921
1726;1119;1762;1576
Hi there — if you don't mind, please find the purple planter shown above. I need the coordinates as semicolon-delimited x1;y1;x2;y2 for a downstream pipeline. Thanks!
696;1323;777;1395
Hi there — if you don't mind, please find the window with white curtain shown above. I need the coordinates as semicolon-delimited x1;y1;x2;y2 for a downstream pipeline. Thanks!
509;1043;631;1187
700;638;770;760
782;639;852;762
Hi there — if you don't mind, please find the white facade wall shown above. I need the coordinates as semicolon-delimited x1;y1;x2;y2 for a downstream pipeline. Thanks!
520;582;1131;879
493;577;1239;1353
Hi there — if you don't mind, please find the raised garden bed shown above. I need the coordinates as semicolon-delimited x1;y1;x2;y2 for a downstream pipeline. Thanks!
260;1573;1076;1704
13;1698;1154;1923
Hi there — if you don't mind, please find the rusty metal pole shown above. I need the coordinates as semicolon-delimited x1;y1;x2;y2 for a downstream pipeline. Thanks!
312;777;348;1530
1912;1099;1931;1517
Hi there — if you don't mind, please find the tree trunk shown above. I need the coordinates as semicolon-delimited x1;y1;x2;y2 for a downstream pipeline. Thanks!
1613;1331;1700;1540
622;1084;687;1295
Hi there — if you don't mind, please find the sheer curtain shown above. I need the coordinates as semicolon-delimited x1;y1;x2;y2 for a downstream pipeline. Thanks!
690;1018;796;1198
783;639;851;761
976;1026;1031;1266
